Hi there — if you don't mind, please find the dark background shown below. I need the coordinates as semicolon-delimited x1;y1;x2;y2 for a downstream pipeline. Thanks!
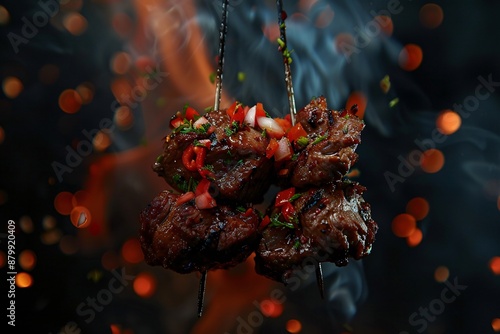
1;0;499;333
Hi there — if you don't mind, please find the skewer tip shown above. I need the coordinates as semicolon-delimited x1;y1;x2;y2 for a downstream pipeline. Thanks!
315;262;325;299
197;271;208;317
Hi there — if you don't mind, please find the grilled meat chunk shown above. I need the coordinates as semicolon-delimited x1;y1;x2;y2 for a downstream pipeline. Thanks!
153;109;273;203
140;190;260;273
255;181;377;283
279;97;364;188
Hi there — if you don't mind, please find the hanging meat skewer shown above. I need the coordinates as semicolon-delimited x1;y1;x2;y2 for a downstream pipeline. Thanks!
138;0;378;317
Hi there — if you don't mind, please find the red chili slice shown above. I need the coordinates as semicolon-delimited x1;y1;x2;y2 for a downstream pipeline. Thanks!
275;187;295;207
265;138;279;159
281;202;296;223
175;192;195;206
185;106;200;121
259;215;271;230
182;145;207;172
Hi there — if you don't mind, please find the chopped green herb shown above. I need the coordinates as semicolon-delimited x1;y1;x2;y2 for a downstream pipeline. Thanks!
237;72;246;82
261;129;267;138
236;206;246;212
289;193;303;202
277;37;285;48
225;127;234;136
293;240;301;249
343;125;349;134
312;134;327;145
204;106;214;112
201;164;215;172
380;75;391;94
296;136;309;147
270;213;294;229
155;155;163;163
209;72;216;84
291;153;299;161
389;97;399;108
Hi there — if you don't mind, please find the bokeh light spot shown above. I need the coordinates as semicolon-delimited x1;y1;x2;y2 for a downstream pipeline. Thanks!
133;272;157;298
262;23;280;42
70;206;91;228
19;215;34;233
434;266;450;283
19;250;37;271
489;257;500;275
406;228;423;247
16;272;33;288
436;109;461;135
373;15;393;36
0;251;6;268
59;89;82;114
492;318;500;332
334;33;355;57
0;5;10;25
399;44;423;71
420;149;445;173
260;299;283;318
121;238;144;264
2;76;23;99
114;106;134;130
419;4;444;29
76;83;94;105
60;235;79;255
345;91;367;119
54;191;74;215
63;12;88;35
101;250;121;271
286;319;302;333
111;52;132;75
392;213;417;238
315;5;334;28
0;126;5;145
93;131;112;152
406;197;430;221
112;12;133;38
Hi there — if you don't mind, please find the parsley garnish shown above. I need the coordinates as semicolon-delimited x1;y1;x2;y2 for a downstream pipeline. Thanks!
269;213;294;229
312;134;327;145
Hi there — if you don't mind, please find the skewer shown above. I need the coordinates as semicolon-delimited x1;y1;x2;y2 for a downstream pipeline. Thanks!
198;0;229;317
213;0;230;112
276;0;297;125
315;262;325;299
197;270;208;317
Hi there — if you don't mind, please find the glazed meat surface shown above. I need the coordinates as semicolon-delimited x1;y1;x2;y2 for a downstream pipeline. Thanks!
280;97;364;188
153;109;273;203
255;181;377;283
140;190;260;273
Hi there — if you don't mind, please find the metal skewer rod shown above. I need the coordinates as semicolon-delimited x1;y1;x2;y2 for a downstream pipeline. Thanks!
213;0;230;112
197;271;208;317
276;0;297;125
315;262;325;299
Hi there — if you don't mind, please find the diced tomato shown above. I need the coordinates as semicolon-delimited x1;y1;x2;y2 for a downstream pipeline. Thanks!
195;192;217;209
185;106;200;121
170;116;183;129
275;187;296;207
195;178;211;196
274;117;292;133
281;202;296;223
257;117;285;139
284;114;292;123
175;192;195;206
197;139;212;149
255;103;267;118
231;104;246;124
274;137;293;162
287;123;308;142
244;208;254;217
226;101;238;117
259;215;271;230
266;138;279;159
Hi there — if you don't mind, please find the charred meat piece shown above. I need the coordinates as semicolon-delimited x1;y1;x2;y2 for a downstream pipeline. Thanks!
153;108;273;203
140;190;260;273
279;96;364;188
255;181;377;283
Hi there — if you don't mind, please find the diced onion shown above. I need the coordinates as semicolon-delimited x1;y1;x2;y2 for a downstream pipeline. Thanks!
244;105;257;127
257;116;285;139
274;137;293;161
